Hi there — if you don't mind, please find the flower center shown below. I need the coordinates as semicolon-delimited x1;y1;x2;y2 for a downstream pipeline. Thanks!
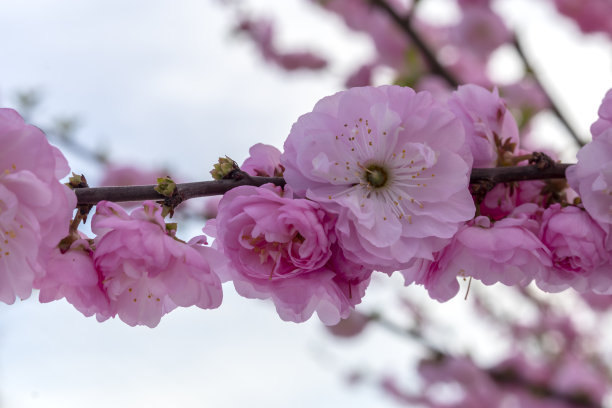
364;164;388;188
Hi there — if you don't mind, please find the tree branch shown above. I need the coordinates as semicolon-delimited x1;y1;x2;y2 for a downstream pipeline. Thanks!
75;164;571;206
368;0;460;88
512;36;586;147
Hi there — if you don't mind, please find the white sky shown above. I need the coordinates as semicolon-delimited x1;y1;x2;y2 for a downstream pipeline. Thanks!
0;0;611;407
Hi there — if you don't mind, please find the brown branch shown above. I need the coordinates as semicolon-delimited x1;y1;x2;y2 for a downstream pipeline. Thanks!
75;164;571;206
470;162;570;184
368;0;460;88
512;36;585;148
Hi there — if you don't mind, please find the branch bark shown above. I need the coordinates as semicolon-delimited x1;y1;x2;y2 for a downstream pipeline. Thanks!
75;163;571;206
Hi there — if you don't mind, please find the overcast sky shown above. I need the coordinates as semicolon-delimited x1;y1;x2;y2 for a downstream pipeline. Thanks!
0;1;611;407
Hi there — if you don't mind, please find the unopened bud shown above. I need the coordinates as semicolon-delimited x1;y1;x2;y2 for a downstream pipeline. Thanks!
211;156;239;180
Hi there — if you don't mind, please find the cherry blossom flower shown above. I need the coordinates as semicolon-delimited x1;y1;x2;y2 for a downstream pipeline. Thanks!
536;204;611;293
281;85;475;272
0;108;75;304
315;0;409;68
591;88;612;139
208;183;371;325
566;130;612;249
451;7;510;60
448;84;519;168
92;201;224;327
35;236;111;320
402;205;551;302
241;143;283;177
553;0;612;37
236;16;327;71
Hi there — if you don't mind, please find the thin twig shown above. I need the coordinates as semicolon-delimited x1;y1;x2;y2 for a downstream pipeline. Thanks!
369;0;460;88
512;36;585;147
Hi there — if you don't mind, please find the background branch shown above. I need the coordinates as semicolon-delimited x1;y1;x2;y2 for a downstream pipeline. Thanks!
512;37;586;147
369;0;460;88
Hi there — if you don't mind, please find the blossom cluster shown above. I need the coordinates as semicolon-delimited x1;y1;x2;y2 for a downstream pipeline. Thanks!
208;85;612;318
0;79;612;327
1;82;611;327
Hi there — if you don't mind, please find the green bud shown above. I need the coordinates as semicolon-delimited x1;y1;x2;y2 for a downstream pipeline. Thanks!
211;156;239;180
66;172;88;189
155;177;176;197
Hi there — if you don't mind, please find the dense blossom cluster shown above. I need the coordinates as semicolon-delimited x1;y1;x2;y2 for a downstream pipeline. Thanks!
1;81;612;327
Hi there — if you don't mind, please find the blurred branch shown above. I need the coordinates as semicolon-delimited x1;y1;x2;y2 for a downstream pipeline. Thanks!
512;36;586;147
369;0;460;88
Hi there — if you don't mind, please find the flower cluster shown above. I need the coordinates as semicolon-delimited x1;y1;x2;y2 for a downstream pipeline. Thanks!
2;81;612;327
0;109;75;304
209;84;612;316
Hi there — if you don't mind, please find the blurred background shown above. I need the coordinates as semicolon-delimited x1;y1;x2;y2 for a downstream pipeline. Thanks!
1;0;612;407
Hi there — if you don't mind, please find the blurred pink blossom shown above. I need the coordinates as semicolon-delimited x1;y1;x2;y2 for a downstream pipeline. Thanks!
0;108;76;304
451;7;510;59
100;164;168;187
553;0;612;37
566;130;612;249
201;195;222;219
241;143;283;177
316;0;410;68
591;88;612;139
236;16;327;71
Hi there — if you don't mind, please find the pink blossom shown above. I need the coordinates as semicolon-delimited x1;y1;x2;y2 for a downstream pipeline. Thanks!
92;201;224;327
281;85;475;272
0;108;76;304
457;0;491;8
580;292;612;310
451;7;510;59
316;0;410;68
236;16;327;71
276;52;327;71
537;204;611;293
500;79;550;119
443;51;493;88
35;236;111;319
100;164;168;187
478;183;518;220
201;195;222;219
236;17;275;61
448;84;519;168
345;63;375;88
478;179;549;221
591;88;612;139
241;143;283;177
209;183;371;324
553;0;612;37
415;76;453;101
566;131;612;248
326;310;370;338
550;354;610;402
402;205;551;302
